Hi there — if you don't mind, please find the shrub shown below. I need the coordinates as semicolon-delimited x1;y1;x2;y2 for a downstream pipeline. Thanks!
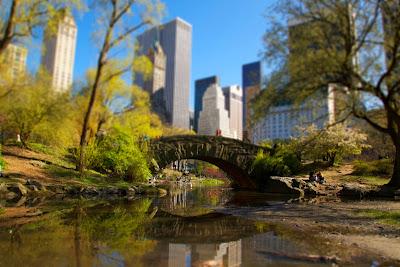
352;159;393;177
251;151;291;179
90;126;151;182
275;145;301;174
0;145;5;171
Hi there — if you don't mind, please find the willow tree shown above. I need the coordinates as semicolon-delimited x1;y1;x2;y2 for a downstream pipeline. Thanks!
255;0;400;188
77;0;164;173
0;0;82;54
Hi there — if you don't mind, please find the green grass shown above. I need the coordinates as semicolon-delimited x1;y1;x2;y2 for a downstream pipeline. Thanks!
45;164;131;187
198;178;225;187
338;175;390;186
358;210;400;226
0;207;5;215
352;159;393;177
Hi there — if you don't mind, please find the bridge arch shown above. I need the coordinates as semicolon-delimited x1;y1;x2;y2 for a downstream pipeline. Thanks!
149;135;268;189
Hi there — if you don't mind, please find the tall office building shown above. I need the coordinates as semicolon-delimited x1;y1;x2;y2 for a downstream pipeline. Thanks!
223;85;243;140
252;10;353;143
242;61;262;142
198;84;232;138
135;18;192;129
3;44;27;81
143;41;167;119
41;10;77;92
194;76;219;132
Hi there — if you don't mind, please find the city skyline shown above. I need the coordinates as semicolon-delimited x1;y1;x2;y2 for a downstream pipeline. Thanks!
23;0;268;109
135;18;192;129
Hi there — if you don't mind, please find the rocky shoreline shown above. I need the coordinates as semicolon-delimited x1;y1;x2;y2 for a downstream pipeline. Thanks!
0;178;168;202
263;176;400;199
1;176;399;204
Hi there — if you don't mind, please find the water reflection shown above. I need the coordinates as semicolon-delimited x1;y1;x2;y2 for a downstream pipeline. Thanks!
168;241;242;267
0;187;372;266
154;185;231;216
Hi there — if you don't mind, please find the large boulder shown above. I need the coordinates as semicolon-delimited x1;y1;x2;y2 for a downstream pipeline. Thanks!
264;177;304;196
337;184;372;198
263;177;323;196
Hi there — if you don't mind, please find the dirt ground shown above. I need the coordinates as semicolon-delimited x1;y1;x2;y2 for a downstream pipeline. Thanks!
223;198;400;263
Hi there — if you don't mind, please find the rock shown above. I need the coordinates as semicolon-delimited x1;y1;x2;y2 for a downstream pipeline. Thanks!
26;180;46;191
0;183;8;194
337;184;371;198
127;187;135;196
82;187;99;196
7;182;29;196
10;178;28;184
14;196;27;207
66;185;80;195
0;183;17;200
264;177;304;196
46;184;66;194
26;185;39;192
30;160;47;168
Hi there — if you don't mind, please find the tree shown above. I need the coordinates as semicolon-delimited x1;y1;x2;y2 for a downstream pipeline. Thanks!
0;71;70;147
77;0;164;173
90;125;151;181
0;0;82;54
290;124;370;166
257;0;400;188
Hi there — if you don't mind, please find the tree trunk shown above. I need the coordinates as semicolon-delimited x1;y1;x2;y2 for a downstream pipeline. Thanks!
0;0;18;55
387;143;400;189
77;40;110;174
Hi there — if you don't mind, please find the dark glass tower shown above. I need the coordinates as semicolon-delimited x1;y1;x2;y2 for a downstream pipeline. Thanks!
194;76;219;132
242;61;262;140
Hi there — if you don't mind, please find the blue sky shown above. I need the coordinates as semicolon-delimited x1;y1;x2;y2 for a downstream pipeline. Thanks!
27;0;270;109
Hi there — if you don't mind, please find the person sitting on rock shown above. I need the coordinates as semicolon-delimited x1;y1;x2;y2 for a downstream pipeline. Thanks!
316;172;325;184
308;171;317;183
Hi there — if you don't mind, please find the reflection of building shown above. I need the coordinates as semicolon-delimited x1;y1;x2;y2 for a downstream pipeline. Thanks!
198;84;233;138
223;85;243;140
41;10;77;92
194;76;219;132
168;240;242;267
242;232;298;265
135;18;192;129
3;44;27;80
242;61;262;142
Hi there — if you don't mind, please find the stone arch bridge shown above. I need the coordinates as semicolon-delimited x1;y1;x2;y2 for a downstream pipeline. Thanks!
149;135;268;189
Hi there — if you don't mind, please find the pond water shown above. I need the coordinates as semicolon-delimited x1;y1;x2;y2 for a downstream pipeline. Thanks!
0;185;397;267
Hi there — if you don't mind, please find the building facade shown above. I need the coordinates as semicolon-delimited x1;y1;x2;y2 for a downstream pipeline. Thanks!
223;85;243;140
143;41;167;120
194;76;219;132
253;84;336;143
41;10;77;92
198;84;232;138
242;61;262;142
3;44;27;81
135;18;192;129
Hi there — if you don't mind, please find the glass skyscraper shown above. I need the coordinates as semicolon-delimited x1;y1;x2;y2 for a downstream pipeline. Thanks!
242;61;262;141
135;18;192;129
194;76;219;132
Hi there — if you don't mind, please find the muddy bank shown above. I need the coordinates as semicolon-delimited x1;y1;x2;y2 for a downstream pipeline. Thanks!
220;198;400;264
